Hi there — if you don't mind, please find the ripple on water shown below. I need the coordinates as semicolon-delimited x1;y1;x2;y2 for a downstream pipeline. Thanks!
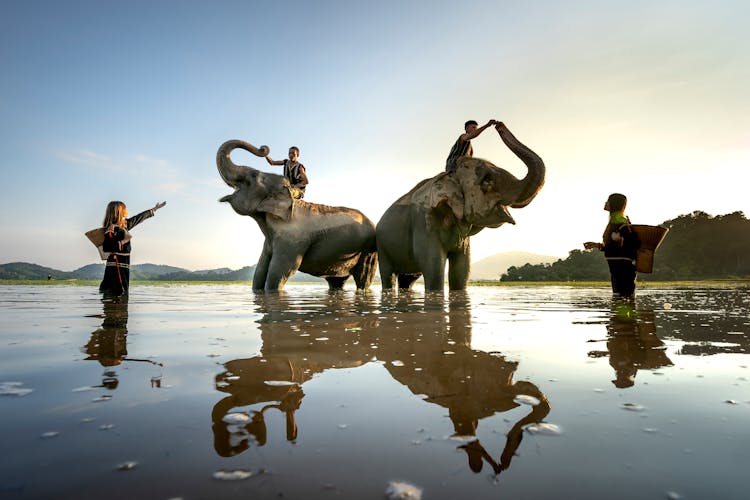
71;386;96;392
621;403;646;412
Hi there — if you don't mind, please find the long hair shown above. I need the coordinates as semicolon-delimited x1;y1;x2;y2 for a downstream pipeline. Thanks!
102;201;128;228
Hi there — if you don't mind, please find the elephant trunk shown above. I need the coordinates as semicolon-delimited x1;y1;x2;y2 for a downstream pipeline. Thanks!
216;139;270;185
496;124;546;208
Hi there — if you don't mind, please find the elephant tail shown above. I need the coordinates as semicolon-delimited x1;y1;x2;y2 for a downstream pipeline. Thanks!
352;250;378;290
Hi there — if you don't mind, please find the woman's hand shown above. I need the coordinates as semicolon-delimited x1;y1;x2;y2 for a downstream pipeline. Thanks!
583;241;602;250
153;201;166;212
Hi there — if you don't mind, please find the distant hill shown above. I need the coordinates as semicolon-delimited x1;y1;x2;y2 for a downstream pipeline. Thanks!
0;262;75;280
470;251;559;280
0;262;325;283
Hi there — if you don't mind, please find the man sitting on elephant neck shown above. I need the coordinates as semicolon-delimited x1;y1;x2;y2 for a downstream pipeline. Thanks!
265;146;309;199
445;119;497;173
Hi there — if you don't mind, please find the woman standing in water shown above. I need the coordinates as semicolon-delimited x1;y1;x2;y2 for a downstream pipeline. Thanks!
99;201;166;295
584;193;640;298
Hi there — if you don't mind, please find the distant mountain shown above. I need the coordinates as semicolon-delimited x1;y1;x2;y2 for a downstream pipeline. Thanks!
0;261;325;283
470;251;559;280
0;262;75;280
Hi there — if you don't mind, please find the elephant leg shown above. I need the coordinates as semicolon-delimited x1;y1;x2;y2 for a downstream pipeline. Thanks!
416;239;447;291
264;253;303;292
325;277;348;290
352;251;377;290
253;245;272;292
448;243;471;290
397;274;421;289
378;252;396;290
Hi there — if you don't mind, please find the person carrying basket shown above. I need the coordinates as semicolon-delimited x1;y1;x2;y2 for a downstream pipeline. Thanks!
584;193;640;298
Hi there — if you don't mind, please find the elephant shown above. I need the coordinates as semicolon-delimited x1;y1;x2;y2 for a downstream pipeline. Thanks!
216;139;378;291
376;123;545;291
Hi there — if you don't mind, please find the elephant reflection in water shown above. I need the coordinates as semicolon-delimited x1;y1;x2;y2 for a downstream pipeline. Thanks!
379;293;550;474
211;293;377;457
588;302;672;388
211;292;550;476
83;296;163;390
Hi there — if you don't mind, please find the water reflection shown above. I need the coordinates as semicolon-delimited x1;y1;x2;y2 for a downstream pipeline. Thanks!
83;296;162;390
83;297;130;389
588;301;673;388
212;291;550;476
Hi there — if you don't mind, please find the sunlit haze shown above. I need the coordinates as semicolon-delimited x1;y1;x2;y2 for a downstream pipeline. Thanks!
1;0;748;271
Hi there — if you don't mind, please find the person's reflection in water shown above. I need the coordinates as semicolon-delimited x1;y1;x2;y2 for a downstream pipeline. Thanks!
83;295;163;390
589;301;673;388
381;292;551;476
83;295;130;389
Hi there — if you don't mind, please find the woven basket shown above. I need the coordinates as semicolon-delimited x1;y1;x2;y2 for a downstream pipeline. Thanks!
629;225;669;273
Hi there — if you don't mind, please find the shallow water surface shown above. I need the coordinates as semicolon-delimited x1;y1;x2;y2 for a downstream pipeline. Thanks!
1;284;748;499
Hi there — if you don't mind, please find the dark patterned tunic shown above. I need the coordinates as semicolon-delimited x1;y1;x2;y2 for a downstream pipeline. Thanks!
283;159;307;199
99;209;154;295
445;137;473;172
602;214;640;297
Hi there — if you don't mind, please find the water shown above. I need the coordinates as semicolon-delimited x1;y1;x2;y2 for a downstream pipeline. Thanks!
0;284;748;499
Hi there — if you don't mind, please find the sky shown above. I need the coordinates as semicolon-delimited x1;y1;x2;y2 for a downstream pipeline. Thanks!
1;0;748;271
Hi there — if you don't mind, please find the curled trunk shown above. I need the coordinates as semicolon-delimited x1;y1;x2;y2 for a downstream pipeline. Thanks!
216;139;269;185
496;125;546;208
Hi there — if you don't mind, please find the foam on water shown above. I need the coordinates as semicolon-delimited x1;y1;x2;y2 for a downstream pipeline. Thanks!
524;423;562;436
222;412;251;424
514;394;541;406
0;381;33;396
213;469;253;481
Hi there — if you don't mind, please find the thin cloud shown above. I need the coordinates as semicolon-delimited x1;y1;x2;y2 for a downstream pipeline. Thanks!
56;149;121;172
57;148;179;177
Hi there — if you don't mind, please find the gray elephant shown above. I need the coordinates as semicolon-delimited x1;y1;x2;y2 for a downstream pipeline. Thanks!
376;123;545;291
217;139;377;291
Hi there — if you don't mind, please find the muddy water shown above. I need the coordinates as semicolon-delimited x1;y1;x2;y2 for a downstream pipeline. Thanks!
0;284;748;499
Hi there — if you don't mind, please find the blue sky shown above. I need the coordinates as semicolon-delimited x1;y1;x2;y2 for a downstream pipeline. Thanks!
1;0;748;271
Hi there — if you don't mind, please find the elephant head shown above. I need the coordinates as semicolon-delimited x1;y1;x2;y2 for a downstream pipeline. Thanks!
217;139;294;221
427;124;545;230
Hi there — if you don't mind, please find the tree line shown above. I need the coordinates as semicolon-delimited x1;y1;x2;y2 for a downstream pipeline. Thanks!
501;211;750;281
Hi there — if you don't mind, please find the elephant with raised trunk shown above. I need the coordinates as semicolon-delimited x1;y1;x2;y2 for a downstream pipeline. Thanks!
217;140;377;291
376;123;545;291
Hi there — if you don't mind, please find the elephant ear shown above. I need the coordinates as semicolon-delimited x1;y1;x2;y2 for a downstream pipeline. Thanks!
257;188;293;221
429;174;465;221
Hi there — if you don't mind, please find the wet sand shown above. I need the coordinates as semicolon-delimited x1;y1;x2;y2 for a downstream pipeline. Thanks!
1;284;748;499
